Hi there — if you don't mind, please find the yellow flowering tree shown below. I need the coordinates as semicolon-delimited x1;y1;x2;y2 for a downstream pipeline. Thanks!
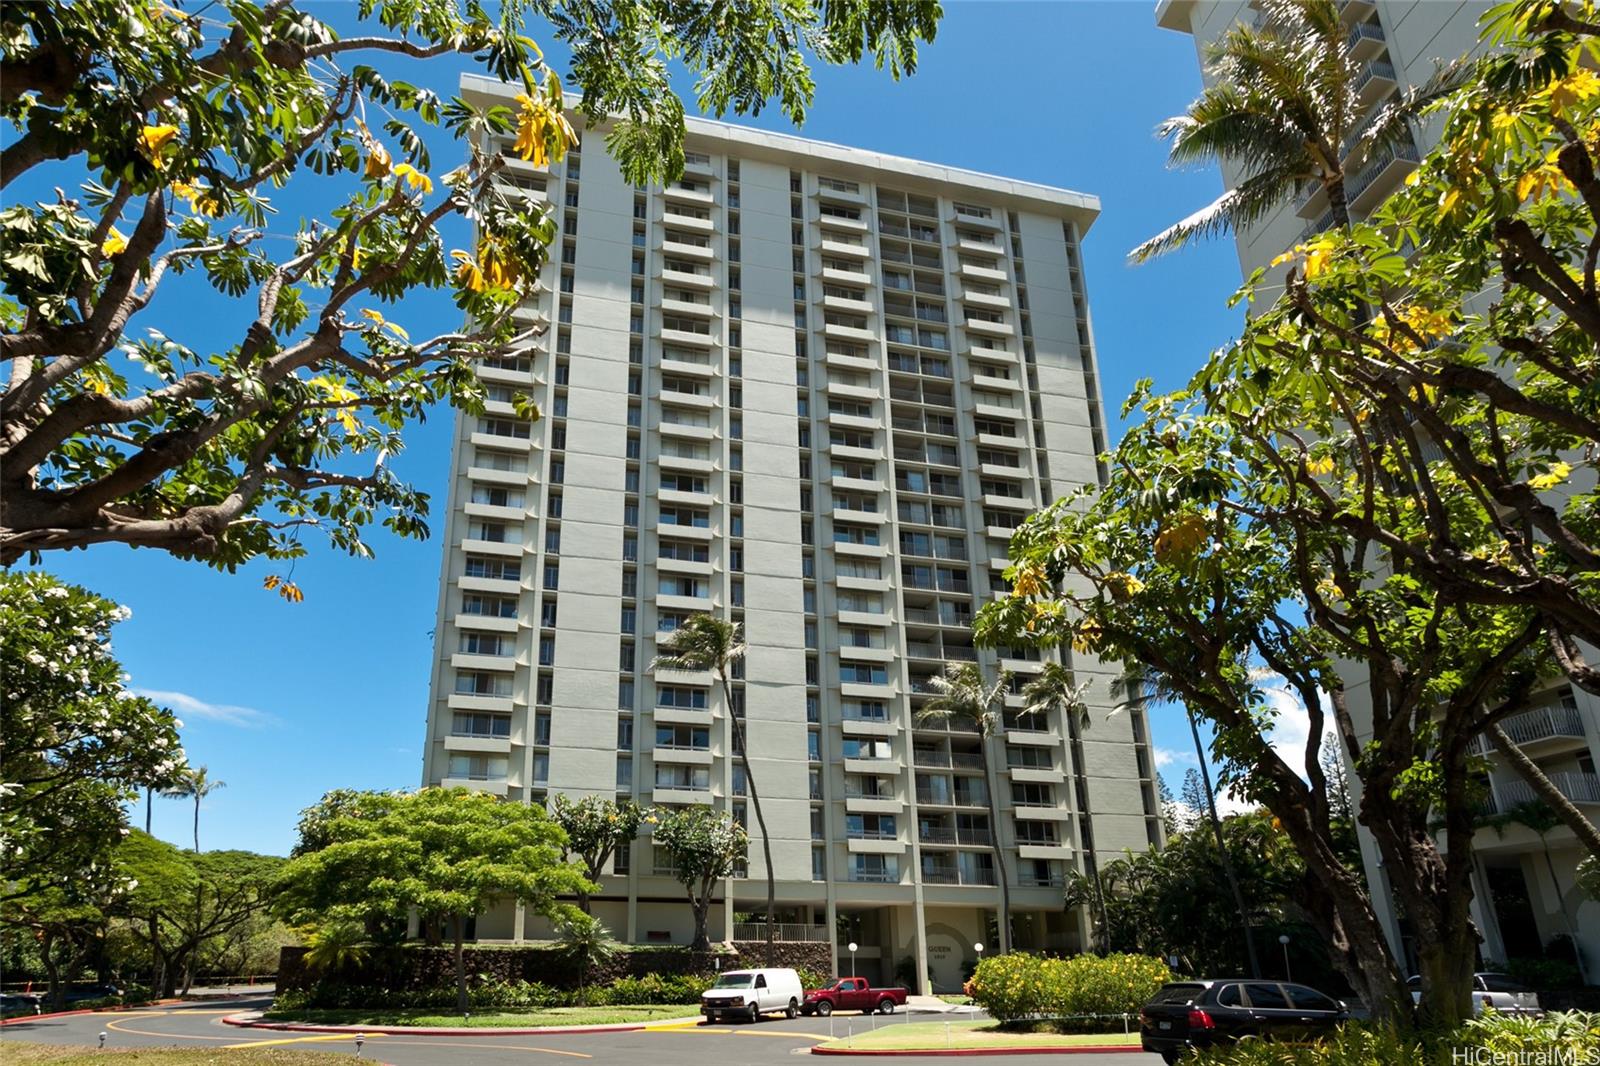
0;0;940;573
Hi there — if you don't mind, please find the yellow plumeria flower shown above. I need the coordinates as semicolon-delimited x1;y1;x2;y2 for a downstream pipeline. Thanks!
101;227;128;257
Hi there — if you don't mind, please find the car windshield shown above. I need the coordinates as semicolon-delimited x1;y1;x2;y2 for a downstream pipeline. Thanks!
712;974;754;989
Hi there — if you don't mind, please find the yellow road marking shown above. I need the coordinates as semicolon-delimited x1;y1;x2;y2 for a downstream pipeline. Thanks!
226;1033;382;1049
383;1037;591;1058
104;1016;230;1042
646;1024;824;1040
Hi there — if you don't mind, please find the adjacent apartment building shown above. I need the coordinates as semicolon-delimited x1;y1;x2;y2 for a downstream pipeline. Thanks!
1156;0;1600;979
419;74;1163;991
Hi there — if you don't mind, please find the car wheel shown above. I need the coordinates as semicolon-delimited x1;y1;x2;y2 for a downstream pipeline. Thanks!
786;999;798;1019
877;998;895;1015
816;1000;833;1017
1161;1051;1183;1066
747;1002;760;1024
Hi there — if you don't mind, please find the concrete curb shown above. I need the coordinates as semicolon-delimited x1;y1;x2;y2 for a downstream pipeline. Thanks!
222;1012;705;1036
0;999;183;1026
809;1045;1147;1056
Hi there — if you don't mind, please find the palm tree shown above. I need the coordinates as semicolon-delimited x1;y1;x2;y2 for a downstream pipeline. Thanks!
1109;666;1262;978
1020;663;1106;950
555;911;617;1005
164;765;225;851
916;662;1014;955
650;614;777;963
1131;0;1443;262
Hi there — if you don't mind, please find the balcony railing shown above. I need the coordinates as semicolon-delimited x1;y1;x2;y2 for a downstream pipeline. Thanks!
847;869;900;884
847;829;899;841
732;923;830;942
1487;771;1600;814
956;827;994;846
921;866;960;884
1471;704;1586;754
1019;873;1066;888
920;826;957;844
1347;21;1385;50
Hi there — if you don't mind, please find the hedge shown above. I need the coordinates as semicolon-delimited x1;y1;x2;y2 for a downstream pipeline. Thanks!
966;952;1171;1024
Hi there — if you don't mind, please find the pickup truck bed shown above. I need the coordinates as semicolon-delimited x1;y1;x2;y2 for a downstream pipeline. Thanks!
800;977;908;1016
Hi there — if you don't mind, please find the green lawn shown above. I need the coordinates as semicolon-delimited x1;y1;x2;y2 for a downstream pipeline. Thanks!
935;995;972;1005
815;1020;1143;1052
1;1044;356;1065
260;1004;696;1028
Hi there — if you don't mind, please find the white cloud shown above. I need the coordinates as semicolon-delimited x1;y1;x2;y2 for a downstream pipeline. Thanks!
1153;746;1195;770
1203;670;1337;816
133;688;274;728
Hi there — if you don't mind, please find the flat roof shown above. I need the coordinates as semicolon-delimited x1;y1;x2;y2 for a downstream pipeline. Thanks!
461;73;1100;232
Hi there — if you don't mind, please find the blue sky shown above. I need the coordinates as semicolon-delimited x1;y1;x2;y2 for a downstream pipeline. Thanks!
24;1;1249;854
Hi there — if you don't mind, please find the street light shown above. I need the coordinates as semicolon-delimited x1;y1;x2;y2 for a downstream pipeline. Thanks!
98;1032;107;1050
1278;935;1292;983
974;942;984;967
848;941;859;978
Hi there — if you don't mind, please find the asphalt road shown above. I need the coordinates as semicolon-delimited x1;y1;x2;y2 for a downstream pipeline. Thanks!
1;998;1164;1065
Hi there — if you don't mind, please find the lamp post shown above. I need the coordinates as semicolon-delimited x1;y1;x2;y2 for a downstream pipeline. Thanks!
1278;935;1292;983
974;941;984;973
848;941;859;979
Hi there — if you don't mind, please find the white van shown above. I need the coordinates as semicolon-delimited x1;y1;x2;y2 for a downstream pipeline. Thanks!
700;967;805;1022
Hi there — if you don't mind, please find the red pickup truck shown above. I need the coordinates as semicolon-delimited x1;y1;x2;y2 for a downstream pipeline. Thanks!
800;977;908;1016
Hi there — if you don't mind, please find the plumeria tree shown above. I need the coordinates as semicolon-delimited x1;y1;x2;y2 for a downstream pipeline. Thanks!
548;794;647;914
0;571;186;905
0;0;939;583
652;805;747;952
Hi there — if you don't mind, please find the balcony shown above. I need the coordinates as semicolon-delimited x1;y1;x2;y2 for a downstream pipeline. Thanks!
1347;137;1420;213
1354;59;1397;107
1346;20;1386;61
1486;771;1600;814
732;923;829;943
1018;873;1065;889
1471;703;1587;756
921;865;961;885
847;869;900;884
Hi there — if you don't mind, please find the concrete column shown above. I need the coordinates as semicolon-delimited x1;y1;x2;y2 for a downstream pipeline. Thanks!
911;894;930;995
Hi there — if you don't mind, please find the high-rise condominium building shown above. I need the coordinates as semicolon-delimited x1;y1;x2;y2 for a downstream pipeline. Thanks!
1157;0;1600;978
419;73;1162;991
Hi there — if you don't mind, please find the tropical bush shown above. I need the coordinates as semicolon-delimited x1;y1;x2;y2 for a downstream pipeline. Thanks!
1187;1012;1600;1065
966;952;1171;1025
274;971;715;1011
606;973;712;1005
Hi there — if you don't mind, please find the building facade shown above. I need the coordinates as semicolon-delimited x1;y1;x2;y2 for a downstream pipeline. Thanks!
418;75;1163;991
1156;0;1600;981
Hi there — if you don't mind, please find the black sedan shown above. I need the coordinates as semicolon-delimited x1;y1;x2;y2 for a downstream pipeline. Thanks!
1138;979;1350;1063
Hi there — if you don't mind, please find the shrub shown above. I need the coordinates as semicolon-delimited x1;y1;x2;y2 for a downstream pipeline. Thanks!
1187;1013;1600;1065
796;967;830;991
967;952;1171;1025
607;973;711;1005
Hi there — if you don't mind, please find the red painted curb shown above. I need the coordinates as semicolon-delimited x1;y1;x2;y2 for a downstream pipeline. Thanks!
223;1014;703;1037
0;999;184;1027
809;1044;1146;1056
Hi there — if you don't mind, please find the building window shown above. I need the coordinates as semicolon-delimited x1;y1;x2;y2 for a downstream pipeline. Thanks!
539;635;555;665
618;679;635;709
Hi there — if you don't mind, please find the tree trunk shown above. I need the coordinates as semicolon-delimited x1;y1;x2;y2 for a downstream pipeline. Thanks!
39;930;64;1011
451;915;468;1015
193;796;201;852
725;673;775;966
689;882;711;953
145;788;152;834
981;740;1011;954
1361;756;1480;1029
1189;710;1261;977
1489;723;1600;861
